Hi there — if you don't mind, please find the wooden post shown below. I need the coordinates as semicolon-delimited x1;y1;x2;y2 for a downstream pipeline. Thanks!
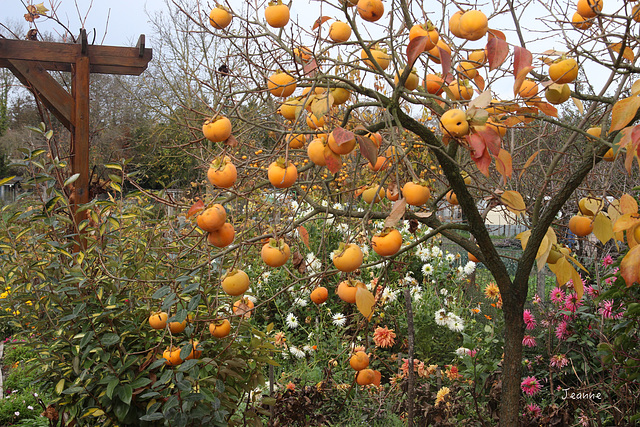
71;55;90;223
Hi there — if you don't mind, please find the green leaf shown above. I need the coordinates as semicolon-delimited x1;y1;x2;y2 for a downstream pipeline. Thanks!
152;286;172;300
177;359;199;372
140;413;165;421
64;173;80;187
105;163;123;171
101;333;120;346
117;384;133;405
106;378;119;399
55;379;65;394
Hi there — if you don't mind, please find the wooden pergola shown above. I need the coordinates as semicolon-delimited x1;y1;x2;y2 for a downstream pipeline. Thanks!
0;29;152;226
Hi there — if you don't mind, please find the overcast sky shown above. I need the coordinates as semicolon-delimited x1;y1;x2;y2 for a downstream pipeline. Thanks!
0;1;163;46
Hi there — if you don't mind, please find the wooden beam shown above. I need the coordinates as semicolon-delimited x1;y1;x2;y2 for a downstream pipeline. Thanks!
7;59;74;130
0;38;152;75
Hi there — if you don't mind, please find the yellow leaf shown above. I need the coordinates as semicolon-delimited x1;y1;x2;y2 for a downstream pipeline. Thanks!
632;80;640;96
355;286;375;320
548;256;572;287
566;253;589;273
35;2;49;14
570;265;584;300
501;190;526;216
572;97;584;115
593;212;614;245
613;213;640;232
311;93;333;120
516;229;531;250
620;245;640;287
579;196;604;217
536;235;550;272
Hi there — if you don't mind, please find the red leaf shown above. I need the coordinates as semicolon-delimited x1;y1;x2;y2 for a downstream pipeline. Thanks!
439;47;452;78
488;28;507;41
297;226;310;249
474;150;492;177
312;16;331;30
187;200;205;219
487;37;509;71
406;36;429;66
331;126;355;146
304;59;319;76
357;135;378;166
466;133;487;159
513;46;533;79
473;74;486;91
475;126;502;156
325;152;343;174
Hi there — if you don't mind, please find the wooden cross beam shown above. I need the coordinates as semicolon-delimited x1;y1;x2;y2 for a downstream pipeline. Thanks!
0;29;152;238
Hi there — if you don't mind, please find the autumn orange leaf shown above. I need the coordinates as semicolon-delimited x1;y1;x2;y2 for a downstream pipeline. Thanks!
297;226;310;249
186;200;205;219
620;245;640;287
610;96;640;132
312;16;331;30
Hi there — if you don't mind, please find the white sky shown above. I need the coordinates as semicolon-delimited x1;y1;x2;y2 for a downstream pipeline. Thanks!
0;0;162;46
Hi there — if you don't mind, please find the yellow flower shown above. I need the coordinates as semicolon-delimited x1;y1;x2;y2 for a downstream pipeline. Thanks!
483;282;500;300
435;386;450;406
0;292;8;299
26;301;32;306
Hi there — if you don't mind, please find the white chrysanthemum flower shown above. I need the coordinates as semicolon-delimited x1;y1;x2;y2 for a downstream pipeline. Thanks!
307;331;314;340
361;244;370;257
455;347;472;357
336;223;349;234
416;246;430;262
435;308;449;326
306;253;322;273
411;287;423;302
261;271;271;282
290;346;306;359
332;312;347;327
294;297;308;307
366;280;374;291
385;288;398;303
422;264;434;275
431;246;442;258
446;253;456;263
326;215;335;226
246;295;257;304
290;200;299;211
333;203;344;210
303;344;314;353
447;314;464;332
285;313;299;329
320;200;329;207
400;273;418;287
440;288;448;296
463;261;476;275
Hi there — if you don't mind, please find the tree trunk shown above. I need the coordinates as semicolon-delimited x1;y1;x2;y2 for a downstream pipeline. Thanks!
499;287;526;426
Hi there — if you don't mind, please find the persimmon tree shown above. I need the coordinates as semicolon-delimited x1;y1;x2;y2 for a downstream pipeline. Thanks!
4;0;640;425
157;0;640;424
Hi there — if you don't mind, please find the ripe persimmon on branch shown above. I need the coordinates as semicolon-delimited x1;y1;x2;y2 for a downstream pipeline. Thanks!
128;0;640;423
